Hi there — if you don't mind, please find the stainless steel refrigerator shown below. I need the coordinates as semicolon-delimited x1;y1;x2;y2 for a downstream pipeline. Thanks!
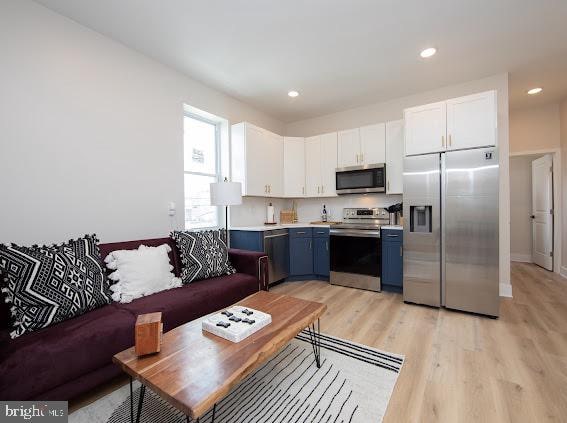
403;147;499;317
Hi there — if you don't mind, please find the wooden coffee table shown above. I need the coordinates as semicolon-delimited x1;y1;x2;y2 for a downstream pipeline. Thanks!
113;291;326;423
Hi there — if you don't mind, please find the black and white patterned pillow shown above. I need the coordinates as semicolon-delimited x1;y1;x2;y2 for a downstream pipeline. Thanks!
171;229;236;284
0;234;111;339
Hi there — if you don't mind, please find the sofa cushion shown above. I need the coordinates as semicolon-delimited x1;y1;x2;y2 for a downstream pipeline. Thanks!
99;238;181;277
171;230;236;284
0;235;111;338
0;304;135;400
116;272;258;332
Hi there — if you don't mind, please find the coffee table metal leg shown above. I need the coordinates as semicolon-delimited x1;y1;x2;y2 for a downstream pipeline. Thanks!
211;403;217;422
135;384;146;423
130;377;134;423
307;318;321;368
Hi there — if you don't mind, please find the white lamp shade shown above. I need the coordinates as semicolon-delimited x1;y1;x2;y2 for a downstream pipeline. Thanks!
210;180;242;206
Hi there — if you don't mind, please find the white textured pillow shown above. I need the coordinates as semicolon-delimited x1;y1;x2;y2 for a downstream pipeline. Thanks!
105;244;182;303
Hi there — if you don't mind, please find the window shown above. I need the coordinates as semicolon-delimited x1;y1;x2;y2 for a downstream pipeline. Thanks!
183;114;221;229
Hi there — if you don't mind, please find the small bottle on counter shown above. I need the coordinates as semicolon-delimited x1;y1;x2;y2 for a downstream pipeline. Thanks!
321;204;328;222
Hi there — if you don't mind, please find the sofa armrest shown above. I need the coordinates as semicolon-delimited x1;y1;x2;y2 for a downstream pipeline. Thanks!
228;249;269;291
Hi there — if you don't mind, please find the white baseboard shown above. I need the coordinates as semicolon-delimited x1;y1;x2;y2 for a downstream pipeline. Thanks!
510;253;532;263
499;283;513;298
560;266;567;280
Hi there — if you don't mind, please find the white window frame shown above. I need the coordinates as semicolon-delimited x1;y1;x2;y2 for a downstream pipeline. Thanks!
183;112;222;230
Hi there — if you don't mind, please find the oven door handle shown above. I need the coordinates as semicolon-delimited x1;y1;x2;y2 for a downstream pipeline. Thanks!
330;229;381;238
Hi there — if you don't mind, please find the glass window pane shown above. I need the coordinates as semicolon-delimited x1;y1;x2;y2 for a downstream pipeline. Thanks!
184;116;217;174
184;174;218;229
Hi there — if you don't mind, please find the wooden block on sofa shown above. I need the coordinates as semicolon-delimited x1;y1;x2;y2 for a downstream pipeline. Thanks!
135;312;163;357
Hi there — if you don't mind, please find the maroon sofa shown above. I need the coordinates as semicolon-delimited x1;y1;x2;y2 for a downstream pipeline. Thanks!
0;237;268;401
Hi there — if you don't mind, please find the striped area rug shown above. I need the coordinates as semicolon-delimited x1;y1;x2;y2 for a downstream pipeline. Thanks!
70;331;404;423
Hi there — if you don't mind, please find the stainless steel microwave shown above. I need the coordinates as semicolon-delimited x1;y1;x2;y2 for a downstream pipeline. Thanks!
335;163;386;194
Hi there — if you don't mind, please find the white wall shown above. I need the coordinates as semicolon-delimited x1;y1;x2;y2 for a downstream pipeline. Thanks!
561;99;567;278
509;103;561;153
285;74;512;292
0;0;283;245
509;154;544;262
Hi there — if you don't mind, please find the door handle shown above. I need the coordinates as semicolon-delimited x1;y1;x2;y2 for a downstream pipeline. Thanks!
530;215;535;219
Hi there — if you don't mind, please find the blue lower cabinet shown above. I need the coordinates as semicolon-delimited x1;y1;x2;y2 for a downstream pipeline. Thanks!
290;237;313;276
313;237;330;277
382;230;403;290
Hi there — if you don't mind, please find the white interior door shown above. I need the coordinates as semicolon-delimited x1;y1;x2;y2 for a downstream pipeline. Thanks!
531;155;553;270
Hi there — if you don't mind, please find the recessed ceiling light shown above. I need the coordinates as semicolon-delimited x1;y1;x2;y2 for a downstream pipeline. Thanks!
420;47;437;58
527;87;543;95
288;90;299;98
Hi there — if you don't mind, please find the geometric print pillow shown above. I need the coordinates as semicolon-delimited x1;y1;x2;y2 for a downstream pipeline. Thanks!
170;229;236;285
0;234;111;339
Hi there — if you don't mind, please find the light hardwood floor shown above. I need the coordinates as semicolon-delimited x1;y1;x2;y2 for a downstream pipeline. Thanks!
271;262;567;422
71;262;567;421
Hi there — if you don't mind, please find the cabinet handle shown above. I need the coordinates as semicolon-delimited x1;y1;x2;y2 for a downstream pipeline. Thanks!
309;240;312;250
356;154;359;163
387;234;399;237
448;134;452;147
361;153;364;163
321;185;325;193
442;136;445;148
326;241;329;251
296;231;307;234
317;186;320;194
400;246;403;257
387;181;390;191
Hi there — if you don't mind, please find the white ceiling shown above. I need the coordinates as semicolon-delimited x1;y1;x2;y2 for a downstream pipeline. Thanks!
35;0;567;122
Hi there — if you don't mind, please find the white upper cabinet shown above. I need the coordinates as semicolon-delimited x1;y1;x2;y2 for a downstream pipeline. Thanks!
337;128;360;167
231;122;283;197
265;131;284;197
404;101;447;156
338;125;386;167
304;133;338;197
359;123;386;165
320;132;338;196
305;136;322;197
283;137;306;197
385;120;404;194
404;90;497;156
446;90;497;150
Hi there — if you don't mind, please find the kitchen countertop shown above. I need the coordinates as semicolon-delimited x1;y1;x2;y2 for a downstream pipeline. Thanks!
231;223;403;231
231;223;331;231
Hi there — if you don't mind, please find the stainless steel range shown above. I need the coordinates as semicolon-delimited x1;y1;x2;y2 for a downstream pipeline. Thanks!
329;207;389;292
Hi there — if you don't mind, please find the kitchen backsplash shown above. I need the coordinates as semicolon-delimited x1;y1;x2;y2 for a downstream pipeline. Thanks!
230;194;402;227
